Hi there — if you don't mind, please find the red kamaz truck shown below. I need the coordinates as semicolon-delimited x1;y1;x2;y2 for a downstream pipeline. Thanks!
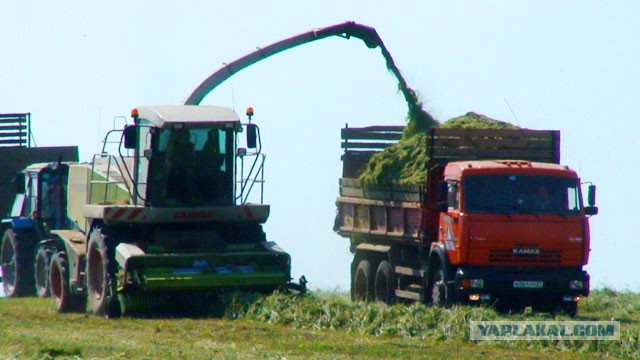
335;126;597;315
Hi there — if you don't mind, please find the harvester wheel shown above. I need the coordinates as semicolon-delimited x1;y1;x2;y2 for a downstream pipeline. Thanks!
1;228;36;297
87;228;120;317
34;248;51;298
352;259;375;301
50;252;86;312
429;262;451;307
374;260;395;304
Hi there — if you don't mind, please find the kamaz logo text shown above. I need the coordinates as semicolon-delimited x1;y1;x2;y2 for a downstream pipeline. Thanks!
513;248;540;255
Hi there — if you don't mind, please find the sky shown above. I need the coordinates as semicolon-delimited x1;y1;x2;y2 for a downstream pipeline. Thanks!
1;1;639;292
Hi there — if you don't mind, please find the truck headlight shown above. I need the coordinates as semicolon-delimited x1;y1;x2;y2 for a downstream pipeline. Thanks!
569;280;584;290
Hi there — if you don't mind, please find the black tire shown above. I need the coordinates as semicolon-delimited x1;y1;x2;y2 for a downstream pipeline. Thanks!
429;262;451;307
50;252;86;313
532;299;577;317
560;301;578;317
374;260;395;304
86;228;121;317
1;228;36;297
496;299;526;315
34;248;51;298
352;259;375;301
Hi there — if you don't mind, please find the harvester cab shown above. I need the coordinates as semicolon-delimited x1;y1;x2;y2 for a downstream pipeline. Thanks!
113;105;263;208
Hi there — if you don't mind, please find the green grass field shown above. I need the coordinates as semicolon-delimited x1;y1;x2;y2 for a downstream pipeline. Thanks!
0;289;638;359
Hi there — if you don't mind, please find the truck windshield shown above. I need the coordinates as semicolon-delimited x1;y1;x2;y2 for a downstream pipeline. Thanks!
147;126;234;207
463;175;581;215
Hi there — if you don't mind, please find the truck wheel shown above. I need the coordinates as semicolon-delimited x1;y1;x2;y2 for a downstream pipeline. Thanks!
1;228;36;297
34;248;51;298
50;252;86;312
429;262;451;307
352;259;374;301
374;260;395;304
86;228;120;317
560;301;578;317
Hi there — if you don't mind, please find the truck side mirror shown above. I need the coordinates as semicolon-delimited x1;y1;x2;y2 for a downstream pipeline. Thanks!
123;125;137;149
584;184;598;215
587;184;596;206
436;181;448;212
14;173;25;194
246;124;257;149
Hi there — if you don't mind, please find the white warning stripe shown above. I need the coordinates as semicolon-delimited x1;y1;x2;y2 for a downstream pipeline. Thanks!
442;214;458;251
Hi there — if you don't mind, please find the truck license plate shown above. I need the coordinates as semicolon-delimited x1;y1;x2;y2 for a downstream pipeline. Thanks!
513;280;543;289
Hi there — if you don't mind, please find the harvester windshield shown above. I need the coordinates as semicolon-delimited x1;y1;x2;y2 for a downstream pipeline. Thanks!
463;175;582;215
141;126;234;207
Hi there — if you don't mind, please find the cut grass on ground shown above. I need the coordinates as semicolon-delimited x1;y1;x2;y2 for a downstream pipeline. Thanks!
0;289;638;359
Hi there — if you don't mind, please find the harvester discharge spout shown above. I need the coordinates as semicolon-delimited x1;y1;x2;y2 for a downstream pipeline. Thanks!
184;21;384;106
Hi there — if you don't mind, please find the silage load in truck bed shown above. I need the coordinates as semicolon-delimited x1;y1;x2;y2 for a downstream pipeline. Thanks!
358;112;518;187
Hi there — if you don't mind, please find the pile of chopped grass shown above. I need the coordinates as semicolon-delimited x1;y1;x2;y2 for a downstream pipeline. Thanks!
359;112;518;187
440;111;519;130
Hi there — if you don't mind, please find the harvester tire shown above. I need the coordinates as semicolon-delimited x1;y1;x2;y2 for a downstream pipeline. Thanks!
34;248;51;298
50;252;86;312
352;259;375;301
374;260;395;304
1;228;37;297
86;228;119;316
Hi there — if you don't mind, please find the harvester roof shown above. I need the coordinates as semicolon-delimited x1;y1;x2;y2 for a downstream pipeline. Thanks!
134;105;240;129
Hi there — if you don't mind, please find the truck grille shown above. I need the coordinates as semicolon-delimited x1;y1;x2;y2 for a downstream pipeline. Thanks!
489;248;561;264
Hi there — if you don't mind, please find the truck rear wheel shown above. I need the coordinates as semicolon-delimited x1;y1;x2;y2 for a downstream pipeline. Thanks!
352;259;375;301
50;252;86;312
374;260;395;304
1;228;36;297
34;248;51;298
86;228;121;317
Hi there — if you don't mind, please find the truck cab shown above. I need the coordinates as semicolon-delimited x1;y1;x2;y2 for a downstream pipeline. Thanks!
437;160;595;312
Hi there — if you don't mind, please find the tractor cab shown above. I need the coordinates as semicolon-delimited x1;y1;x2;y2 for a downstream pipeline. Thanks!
11;162;73;232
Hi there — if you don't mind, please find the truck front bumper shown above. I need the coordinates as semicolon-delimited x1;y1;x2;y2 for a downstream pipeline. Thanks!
453;266;589;303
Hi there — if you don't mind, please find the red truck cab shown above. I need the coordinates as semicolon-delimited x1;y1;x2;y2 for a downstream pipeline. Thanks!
435;160;595;313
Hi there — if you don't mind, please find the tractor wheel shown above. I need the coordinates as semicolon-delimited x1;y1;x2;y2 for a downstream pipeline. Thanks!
374;260;395;304
1;228;36;297
429;262;451;307
34;248;51;298
86;228;121;317
50;252;86;312
352;259;375;301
